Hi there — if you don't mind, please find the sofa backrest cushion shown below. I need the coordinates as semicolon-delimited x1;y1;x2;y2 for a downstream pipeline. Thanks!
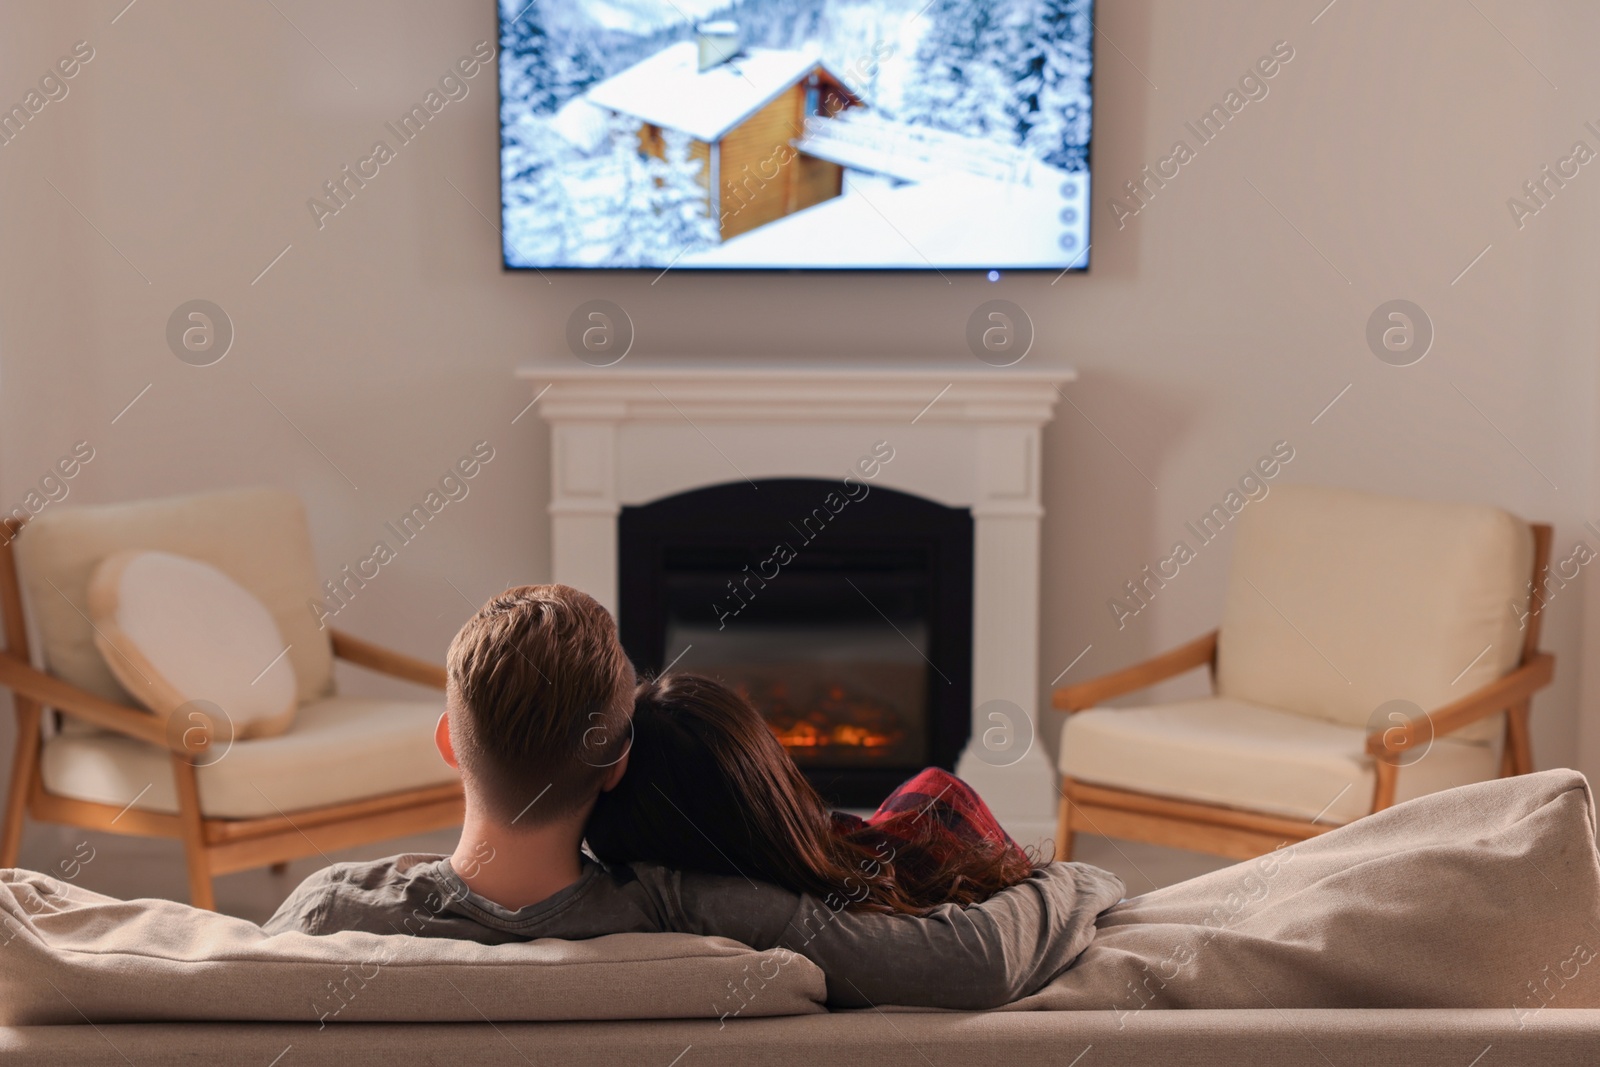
0;872;826;1025
1216;485;1531;742
15;488;334;707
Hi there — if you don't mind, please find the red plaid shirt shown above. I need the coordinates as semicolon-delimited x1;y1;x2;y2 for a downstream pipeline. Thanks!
831;767;1028;889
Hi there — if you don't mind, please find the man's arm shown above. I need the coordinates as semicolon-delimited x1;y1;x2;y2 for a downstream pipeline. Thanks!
671;862;1125;1010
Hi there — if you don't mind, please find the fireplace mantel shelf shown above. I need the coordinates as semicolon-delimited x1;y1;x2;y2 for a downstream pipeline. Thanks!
516;364;1076;424
515;364;1076;380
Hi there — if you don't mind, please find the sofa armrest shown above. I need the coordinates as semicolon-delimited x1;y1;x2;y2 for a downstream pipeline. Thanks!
330;629;447;690
1365;653;1555;758
0;652;182;752
1052;629;1218;713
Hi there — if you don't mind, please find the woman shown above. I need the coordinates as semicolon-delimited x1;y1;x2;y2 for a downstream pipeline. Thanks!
586;672;1039;914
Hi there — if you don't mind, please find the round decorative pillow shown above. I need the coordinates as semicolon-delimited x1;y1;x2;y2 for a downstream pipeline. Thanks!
87;550;297;740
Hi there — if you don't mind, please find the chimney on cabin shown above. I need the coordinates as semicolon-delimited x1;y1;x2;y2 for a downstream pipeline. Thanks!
696;21;741;72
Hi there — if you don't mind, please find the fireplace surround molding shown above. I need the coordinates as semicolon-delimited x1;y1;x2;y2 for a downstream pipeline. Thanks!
521;363;1076;842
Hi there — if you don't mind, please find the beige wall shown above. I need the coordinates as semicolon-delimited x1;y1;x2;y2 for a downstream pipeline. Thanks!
1;1;1597;796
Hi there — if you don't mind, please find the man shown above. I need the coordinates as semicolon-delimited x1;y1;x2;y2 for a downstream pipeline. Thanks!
265;584;1122;1009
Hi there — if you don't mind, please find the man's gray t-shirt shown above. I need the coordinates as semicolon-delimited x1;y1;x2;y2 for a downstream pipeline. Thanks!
263;855;1124;1010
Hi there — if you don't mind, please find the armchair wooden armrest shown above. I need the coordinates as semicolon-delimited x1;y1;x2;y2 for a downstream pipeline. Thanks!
1053;629;1218;713
1366;652;1555;758
0;652;183;752
330;629;447;690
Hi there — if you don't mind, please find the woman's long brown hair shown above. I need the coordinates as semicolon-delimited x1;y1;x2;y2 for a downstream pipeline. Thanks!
585;673;1036;914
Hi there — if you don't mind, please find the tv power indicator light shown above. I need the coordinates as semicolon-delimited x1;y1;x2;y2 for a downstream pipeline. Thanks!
987;270;1001;282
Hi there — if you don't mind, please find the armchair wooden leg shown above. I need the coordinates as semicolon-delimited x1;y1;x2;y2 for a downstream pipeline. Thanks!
1055;791;1077;862
1505;699;1534;776
169;755;215;911
1371;759;1398;813
1;701;41;868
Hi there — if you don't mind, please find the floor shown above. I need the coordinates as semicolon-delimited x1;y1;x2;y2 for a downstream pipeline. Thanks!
17;819;1236;924
1069;833;1236;895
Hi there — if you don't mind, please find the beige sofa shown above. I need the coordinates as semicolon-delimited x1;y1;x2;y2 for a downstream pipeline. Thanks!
2;1010;1599;1066
4;770;1599;1064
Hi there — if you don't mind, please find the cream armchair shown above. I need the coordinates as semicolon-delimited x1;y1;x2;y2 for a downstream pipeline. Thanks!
1054;485;1553;861
0;488;463;909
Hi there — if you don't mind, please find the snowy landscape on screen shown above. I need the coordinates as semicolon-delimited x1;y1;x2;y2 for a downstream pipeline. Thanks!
498;0;1093;270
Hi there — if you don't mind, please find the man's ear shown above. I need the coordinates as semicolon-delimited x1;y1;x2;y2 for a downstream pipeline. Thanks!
435;711;459;769
600;748;629;792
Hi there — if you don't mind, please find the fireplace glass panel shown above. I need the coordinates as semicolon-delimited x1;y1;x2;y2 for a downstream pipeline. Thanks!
664;622;930;767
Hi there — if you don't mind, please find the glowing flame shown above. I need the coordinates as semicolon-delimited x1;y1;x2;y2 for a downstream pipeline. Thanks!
735;679;908;756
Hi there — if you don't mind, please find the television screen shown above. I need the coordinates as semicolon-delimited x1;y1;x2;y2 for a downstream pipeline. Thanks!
496;0;1093;272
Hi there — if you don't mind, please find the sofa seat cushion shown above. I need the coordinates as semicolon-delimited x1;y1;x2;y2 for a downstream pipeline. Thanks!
1059;697;1500;824
39;696;455;818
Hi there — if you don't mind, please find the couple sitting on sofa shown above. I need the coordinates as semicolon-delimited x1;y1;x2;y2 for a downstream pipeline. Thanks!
265;583;1122;1009
266;582;1600;1016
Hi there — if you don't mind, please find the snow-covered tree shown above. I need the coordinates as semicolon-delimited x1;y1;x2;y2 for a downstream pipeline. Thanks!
499;2;560;116
500;116;579;265
1012;0;1094;171
551;36;604;107
606;122;717;266
899;0;1022;142
648;130;719;257
713;0;829;52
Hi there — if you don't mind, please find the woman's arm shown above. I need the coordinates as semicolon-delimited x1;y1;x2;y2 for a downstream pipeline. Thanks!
671;861;1125;1009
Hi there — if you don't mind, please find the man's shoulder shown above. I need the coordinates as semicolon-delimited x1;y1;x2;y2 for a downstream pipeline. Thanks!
263;853;450;936
323;852;445;887
285;852;448;901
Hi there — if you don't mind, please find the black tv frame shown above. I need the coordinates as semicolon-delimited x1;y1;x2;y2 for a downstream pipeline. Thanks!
492;0;1096;276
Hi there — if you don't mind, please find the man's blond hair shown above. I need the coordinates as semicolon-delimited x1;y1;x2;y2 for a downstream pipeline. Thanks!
446;584;634;824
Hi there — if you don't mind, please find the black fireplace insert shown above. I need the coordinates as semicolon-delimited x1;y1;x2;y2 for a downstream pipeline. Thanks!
618;478;974;807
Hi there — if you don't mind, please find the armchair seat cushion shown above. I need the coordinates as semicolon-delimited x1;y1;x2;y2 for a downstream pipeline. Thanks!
38;697;455;819
1059;697;1500;825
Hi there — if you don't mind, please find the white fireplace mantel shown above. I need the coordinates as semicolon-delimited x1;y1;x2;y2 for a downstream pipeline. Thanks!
519;363;1075;842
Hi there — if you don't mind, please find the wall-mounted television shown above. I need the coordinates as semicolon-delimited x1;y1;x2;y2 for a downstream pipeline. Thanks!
496;0;1093;272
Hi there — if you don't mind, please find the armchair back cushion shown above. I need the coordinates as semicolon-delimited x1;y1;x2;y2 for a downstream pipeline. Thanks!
1215;485;1531;743
15;488;333;707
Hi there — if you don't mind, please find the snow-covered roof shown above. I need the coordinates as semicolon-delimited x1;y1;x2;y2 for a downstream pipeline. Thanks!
586;41;843;143
548;96;612;154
